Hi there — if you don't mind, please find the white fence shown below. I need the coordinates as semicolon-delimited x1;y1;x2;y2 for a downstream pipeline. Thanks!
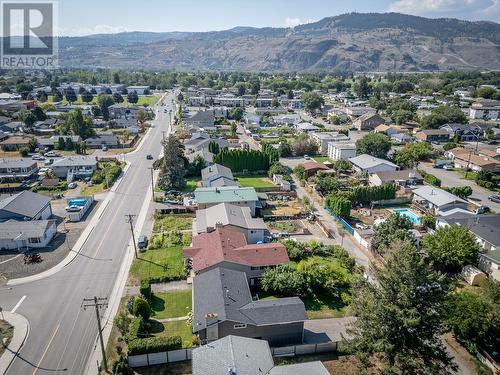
128;348;193;367
128;341;337;368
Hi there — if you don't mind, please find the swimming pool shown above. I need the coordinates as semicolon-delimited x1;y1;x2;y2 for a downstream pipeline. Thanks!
392;208;421;225
68;198;88;207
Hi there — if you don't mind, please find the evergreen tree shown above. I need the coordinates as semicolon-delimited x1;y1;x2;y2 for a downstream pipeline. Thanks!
158;135;187;190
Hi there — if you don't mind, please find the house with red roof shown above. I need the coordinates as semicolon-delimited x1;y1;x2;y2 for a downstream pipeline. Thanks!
183;227;289;286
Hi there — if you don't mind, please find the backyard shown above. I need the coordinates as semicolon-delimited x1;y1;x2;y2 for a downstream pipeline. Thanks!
182;177;201;193
129;245;186;285
152;214;193;232
151;290;192;319
235;175;275;188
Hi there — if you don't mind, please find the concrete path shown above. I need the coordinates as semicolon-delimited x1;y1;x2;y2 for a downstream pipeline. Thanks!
304;317;355;344
154;316;188;323
0;312;29;375
124;280;191;296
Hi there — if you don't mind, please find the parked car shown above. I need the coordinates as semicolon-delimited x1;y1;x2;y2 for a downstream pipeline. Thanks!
443;164;454;170
488;194;500;203
101;146;108;151
146;154;154;160
137;235;148;250
68;182;77;189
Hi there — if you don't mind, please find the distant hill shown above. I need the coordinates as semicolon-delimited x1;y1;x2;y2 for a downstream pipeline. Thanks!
59;12;500;71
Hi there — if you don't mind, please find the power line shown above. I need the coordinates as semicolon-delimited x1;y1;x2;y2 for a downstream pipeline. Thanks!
82;296;108;372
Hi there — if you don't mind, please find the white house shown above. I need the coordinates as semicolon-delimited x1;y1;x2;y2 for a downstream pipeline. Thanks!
327;142;357;161
348;154;398;174
0;219;56;250
311;132;349;155
412;186;468;215
51;156;98;180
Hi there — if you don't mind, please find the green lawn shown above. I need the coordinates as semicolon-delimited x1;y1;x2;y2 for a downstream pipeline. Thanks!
160;320;194;348
454;168;479;181
313;156;333;164
46;95;159;106
80;182;106;196
153;214;192;232
236;175;275;188
151;290;192;319
303;293;351;319
183;177;201;192
129;245;186;284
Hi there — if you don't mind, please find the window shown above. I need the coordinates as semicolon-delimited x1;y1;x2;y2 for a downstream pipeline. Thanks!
29;237;41;244
233;323;247;329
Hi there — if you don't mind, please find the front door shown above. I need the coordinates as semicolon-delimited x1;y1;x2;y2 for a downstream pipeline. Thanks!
206;323;218;342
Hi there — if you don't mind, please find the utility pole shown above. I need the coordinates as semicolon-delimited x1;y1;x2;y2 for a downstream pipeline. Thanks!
148;167;155;201
125;214;138;258
82;297;108;372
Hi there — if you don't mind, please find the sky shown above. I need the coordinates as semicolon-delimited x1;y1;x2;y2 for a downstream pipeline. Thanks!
57;0;500;36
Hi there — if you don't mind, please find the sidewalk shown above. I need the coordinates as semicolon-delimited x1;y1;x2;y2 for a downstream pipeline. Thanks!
0;312;29;375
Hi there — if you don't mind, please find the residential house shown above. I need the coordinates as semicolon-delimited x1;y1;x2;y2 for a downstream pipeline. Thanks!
51;156;98;180
0;190;52;222
125;85;149;95
0;136;33;151
192;266;306;345
184;227;288;281
470;103;500;121
0;159;38;182
349;154;398;174
301;161;329;177
37;135;81;150
255;97;273;108
447;148;500;173
289;98;304;110
192;335;329;375
0;121;22;133
296;122;319;133
195;203;267;243
201;164;238;187
84;133;119;149
415;129;452;143
194;186;260;216
412;186;468;215
273;174;292;191
214;95;245;108
374;124;403;136
188;96;207;107
353;113;385;131
369;169;423;187
185;135;230;154
440;123;483;142
0;219;57;250
327;142;356;161
391;133;415;144
272;114;301;126
310;132;349;155
185;111;215;130
345;106;376;119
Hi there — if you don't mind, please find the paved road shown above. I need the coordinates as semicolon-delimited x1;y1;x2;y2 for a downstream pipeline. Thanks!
419;161;500;212
0;92;174;375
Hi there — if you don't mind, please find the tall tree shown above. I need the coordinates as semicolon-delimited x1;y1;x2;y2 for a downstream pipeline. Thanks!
127;90;139;104
65;108;95;139
64;87;77;103
98;94;115;121
301;92;324;114
158;135;186;191
348;241;455;375
356;133;391;159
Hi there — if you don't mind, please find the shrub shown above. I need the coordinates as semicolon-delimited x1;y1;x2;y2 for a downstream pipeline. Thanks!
127;335;182;355
477;180;494;190
126;296;135;314
126;316;144;342
19;147;29;157
132;297;151;321
140;279;152;301
112;356;133;375
114;310;131;336
424;173;441;187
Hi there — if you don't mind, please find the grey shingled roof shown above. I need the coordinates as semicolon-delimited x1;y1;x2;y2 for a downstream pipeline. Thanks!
196;203;266;233
268;362;330;375
0;191;50;219
52;156;97;168
439;214;500;247
193;267;307;333
349;154;398;170
0;158;37;169
201;163;234;182
192;335;274;375
0;219;54;240
413;186;466;207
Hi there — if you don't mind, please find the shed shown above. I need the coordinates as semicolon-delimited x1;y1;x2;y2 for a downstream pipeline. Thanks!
461;265;487;286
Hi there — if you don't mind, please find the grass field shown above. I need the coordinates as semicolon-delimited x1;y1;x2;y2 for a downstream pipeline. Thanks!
151;290;192;319
80;182;106;196
313;156;334;164
303;293;351;319
46;95;159;107
182;177;200;192
152;214;192;232
159;320;194;348
236;175;275;188
129;245;186;284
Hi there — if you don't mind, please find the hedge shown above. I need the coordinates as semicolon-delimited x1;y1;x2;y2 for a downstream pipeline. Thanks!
140;279;152;301
125;317;144;343
424;173;441;187
128;335;182;355
349;183;396;205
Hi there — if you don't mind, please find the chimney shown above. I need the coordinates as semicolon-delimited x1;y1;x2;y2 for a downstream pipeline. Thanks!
205;313;219;327
215;221;224;228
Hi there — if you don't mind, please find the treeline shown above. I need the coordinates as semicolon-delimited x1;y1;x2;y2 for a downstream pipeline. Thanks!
213;149;270;172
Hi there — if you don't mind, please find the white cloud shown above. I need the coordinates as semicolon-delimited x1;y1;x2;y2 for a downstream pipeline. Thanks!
57;25;128;37
388;0;480;15
285;17;303;27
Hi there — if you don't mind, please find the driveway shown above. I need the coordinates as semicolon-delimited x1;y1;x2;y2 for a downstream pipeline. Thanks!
419;162;500;212
304;317;355;344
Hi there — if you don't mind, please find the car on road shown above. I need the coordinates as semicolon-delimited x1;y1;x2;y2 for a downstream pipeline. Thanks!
304;154;310;160
101;146;108;151
138;235;148;250
488;194;500;203
146;154;154;160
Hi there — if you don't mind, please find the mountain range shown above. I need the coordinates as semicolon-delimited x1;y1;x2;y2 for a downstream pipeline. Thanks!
59;12;500;71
